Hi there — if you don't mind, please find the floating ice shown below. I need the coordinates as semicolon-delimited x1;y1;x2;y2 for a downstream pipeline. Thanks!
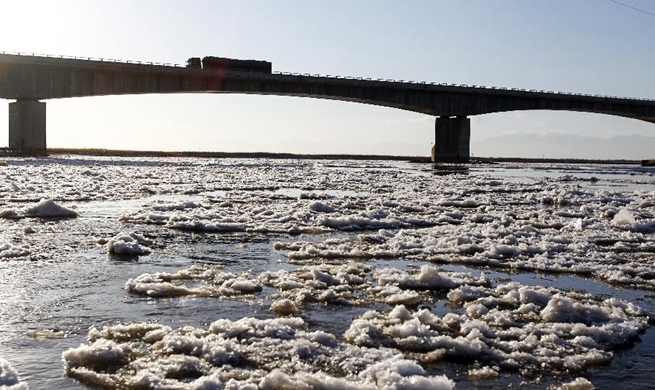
119;193;439;235
126;265;262;298
346;282;648;376
270;298;300;316
23;199;78;218
106;232;152;255
612;208;636;226
468;366;499;381
2;156;655;387
63;317;454;390
0;199;77;219
0;209;19;219
126;262;491;313
276;216;655;289
0;359;28;390
558;377;594;390
0;243;31;260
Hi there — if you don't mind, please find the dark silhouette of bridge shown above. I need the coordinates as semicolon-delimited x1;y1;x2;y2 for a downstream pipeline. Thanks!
2;52;655;161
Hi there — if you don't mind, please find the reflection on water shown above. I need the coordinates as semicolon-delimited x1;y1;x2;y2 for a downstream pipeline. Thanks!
431;164;470;176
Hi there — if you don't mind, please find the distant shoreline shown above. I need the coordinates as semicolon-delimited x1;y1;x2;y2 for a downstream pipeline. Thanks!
2;147;649;165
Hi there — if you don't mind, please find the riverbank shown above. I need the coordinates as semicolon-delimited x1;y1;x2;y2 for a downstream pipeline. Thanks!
43;148;648;165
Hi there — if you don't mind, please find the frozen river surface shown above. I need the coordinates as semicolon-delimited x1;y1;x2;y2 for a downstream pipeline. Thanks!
0;155;654;390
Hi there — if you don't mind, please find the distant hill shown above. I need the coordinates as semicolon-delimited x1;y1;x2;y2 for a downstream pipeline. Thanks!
472;133;655;160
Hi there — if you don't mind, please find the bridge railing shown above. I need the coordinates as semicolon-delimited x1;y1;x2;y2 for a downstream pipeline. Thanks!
269;72;654;102
1;51;653;102
0;51;186;68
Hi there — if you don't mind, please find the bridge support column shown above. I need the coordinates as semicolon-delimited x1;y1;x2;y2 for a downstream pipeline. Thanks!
9;100;46;155
431;116;470;163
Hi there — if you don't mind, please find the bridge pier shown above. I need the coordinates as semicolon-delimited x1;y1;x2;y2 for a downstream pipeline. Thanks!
9;100;47;155
431;116;470;163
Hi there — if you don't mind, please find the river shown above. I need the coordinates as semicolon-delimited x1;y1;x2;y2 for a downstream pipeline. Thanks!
0;155;654;389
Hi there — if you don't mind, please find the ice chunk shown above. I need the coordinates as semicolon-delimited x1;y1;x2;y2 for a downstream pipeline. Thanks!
23;199;78;218
308;201;336;213
23;226;36;234
0;359;28;389
106;232;152;255
612;208;636;225
126;266;262;298
558;377;594;390
346;282;648;375
270;299;300;316
0;243;31;260
468;366;499;381
540;295;611;324
385;291;422;306
359;357;455;390
63;318;452;389
0;209;19;219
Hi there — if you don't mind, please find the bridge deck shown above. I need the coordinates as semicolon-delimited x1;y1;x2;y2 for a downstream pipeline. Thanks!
0;52;654;123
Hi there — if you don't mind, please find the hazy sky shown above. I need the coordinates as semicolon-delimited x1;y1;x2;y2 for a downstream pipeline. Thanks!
0;0;654;158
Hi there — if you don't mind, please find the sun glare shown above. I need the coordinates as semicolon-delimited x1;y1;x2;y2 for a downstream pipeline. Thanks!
0;1;87;55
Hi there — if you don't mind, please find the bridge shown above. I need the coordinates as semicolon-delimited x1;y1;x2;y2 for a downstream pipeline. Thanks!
1;52;655;161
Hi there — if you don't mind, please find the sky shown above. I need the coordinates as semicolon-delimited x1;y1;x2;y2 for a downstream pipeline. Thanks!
0;0;654;159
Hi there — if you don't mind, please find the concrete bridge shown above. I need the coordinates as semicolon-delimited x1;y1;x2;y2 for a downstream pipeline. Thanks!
1;52;655;161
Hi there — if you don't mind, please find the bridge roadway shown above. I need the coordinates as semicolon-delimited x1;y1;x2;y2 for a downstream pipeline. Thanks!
2;52;655;161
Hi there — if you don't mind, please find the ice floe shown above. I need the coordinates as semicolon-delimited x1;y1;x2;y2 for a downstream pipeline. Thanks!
127;262;488;308
122;259;650;381
0;359;28;390
63;317;454;390
1;156;653;388
126;265;262;298
557;377;594;390
0;199;77;219
274;215;655;289
106;232;152;256
0;243;31;260
346;282;648;376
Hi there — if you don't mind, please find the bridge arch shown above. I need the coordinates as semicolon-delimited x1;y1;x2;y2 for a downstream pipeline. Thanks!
32;93;433;156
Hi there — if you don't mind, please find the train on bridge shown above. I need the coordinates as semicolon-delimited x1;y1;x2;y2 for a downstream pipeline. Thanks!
186;56;272;73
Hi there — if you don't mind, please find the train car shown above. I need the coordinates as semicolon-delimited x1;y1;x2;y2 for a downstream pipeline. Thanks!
186;57;202;68
201;56;272;73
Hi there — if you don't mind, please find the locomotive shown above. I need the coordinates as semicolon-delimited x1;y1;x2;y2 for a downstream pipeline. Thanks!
186;56;272;73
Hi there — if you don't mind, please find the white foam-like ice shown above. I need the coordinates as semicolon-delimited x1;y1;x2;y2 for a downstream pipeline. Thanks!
346;281;648;375
558;377;595;390
23;199;78;218
0;199;77;219
63;317;454;390
106;232;152;255
2;156;654;387
128;262;489;309
468;365;499;381
0;359;28;390
270;298;301;316
126;265;262;298
0;243;31;260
